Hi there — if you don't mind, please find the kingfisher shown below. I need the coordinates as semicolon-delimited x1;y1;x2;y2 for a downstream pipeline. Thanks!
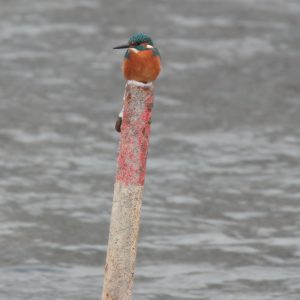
113;33;161;83
113;33;161;132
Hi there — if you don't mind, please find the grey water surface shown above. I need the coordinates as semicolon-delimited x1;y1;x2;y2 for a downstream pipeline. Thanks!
1;0;300;299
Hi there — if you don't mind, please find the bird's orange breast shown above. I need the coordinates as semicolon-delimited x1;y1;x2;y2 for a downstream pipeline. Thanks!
122;49;161;83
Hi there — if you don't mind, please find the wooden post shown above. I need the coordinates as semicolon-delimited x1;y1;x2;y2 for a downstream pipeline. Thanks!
102;80;154;300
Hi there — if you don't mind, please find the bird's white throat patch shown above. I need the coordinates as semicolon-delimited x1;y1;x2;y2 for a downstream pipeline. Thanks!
130;48;139;53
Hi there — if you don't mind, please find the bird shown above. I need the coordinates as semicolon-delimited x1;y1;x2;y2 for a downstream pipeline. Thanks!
113;33;161;132
113;33;161;83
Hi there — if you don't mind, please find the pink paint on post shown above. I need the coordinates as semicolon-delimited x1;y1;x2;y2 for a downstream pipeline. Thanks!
116;81;154;186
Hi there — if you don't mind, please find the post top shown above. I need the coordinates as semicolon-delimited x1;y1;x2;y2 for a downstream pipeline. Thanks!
127;80;153;88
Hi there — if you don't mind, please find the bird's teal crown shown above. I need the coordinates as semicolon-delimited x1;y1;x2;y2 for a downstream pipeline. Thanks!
128;33;154;46
124;33;160;59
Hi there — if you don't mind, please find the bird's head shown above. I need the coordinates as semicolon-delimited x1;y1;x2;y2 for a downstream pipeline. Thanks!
113;33;154;51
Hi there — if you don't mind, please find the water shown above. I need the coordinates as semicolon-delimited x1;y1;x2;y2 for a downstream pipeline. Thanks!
0;0;300;299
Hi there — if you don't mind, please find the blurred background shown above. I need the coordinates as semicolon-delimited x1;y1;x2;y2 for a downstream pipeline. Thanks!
0;0;300;299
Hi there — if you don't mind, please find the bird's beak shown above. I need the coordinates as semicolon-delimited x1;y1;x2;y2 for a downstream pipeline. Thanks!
113;44;129;49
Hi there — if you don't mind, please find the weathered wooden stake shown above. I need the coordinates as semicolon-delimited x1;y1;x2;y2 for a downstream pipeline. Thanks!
102;80;154;300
